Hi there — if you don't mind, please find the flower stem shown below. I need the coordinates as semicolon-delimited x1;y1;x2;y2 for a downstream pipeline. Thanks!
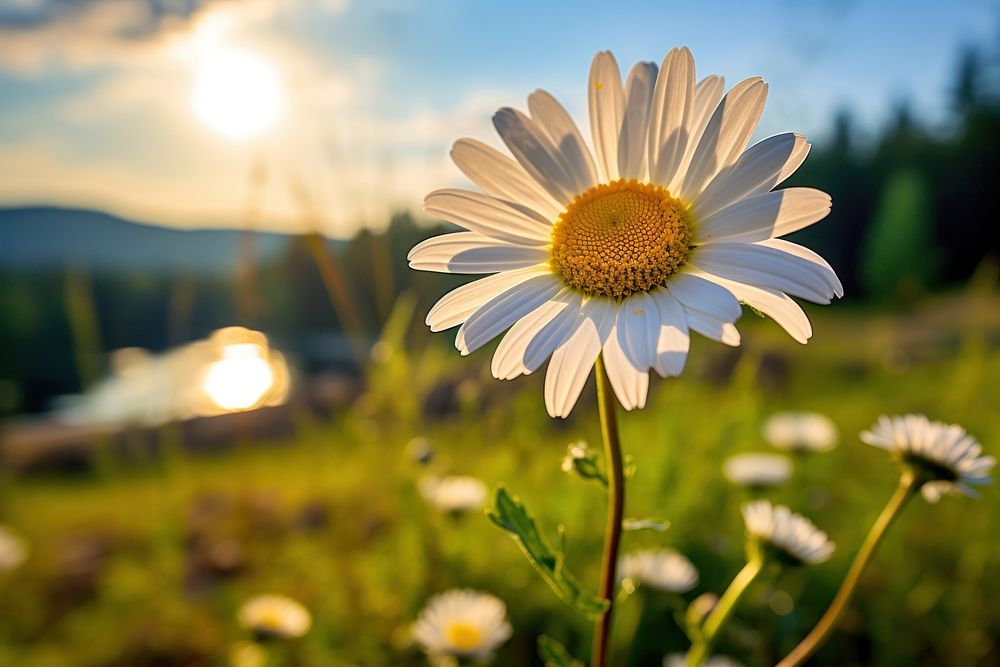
775;472;918;667
687;557;765;667
592;355;625;667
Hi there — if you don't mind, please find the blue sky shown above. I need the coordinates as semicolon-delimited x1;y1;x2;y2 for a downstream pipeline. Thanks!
0;0;995;235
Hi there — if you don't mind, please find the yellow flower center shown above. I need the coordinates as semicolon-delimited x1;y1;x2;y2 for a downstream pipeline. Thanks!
550;179;692;299
256;610;288;632
445;622;483;651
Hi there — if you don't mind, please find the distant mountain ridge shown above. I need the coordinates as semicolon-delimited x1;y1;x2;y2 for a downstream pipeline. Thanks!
0;206;294;272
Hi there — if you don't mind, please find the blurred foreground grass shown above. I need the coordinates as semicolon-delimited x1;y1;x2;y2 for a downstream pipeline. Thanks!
1;289;998;667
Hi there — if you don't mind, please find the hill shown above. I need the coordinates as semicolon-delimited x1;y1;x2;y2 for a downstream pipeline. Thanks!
0;207;292;273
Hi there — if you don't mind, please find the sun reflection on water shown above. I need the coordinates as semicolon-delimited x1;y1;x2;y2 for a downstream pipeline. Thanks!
203;343;276;411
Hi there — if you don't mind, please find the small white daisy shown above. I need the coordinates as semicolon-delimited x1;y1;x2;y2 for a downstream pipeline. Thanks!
664;653;744;667
238;594;312;639
742;500;834;566
861;414;995;503
620;549;699;593
0;525;28;572
723;453;793;487
419;475;488;513
410;47;841;418
412;589;512;660
762;412;837;452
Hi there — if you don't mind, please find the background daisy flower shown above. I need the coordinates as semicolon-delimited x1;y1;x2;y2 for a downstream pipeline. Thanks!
237;594;312;639
742;500;834;566
620;549;699;593
762;412;838;453
0;525;28;572
412;589;512;660
723;453;793;487
418;475;488;513
410;47;841;417
861;414;995;502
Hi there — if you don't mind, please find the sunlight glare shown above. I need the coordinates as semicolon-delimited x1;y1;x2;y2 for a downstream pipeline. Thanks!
203;343;276;411
192;47;284;140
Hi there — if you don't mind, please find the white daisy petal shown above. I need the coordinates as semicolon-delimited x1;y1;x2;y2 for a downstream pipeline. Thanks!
522;295;588;374
545;298;616;418
756;238;844;298
684;308;741;346
697;273;812;344
491;289;583;380
588;50;626;183
528;89;599;192
667;272;742;322
493;107;580;205
602;320;648;411
694;132;811;218
602;293;658;410
424;189;553;245
681;77;768;201
649;287;690;377
691;242;839;304
408;232;550;274
450;138;563;220
618;60;659;180
456;274;562;354
669;74;726;193
697;188;832;244
619;291;660;371
648;47;695;187
426;265;552;332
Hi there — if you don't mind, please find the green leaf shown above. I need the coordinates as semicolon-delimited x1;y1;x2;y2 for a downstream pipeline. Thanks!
538;635;585;667
487;487;609;619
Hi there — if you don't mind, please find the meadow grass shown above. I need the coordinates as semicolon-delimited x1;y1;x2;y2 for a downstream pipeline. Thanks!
1;290;998;666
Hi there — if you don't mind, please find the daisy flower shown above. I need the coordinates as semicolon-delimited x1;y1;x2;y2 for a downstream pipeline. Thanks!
762;411;837;452
861;414;995;503
410;47;841;417
228;640;267;667
419;475;488;513
0;525;28;572
723;452;793;487
412;589;512;660
238;594;312;639
742;500;834;566
664;653;744;667
620;549;699;593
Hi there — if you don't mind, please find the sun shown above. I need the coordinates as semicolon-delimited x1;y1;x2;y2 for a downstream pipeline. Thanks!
191;47;284;140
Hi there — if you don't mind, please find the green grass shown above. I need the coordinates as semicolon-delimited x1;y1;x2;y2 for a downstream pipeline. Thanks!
1;291;999;666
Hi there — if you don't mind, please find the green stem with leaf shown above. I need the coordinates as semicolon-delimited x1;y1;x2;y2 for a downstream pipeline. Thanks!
592;355;625;667
776;471;918;667
687;557;765;667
